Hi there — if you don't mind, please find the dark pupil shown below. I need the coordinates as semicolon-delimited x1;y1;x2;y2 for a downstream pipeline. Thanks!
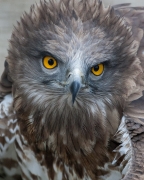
48;59;54;65
93;65;99;71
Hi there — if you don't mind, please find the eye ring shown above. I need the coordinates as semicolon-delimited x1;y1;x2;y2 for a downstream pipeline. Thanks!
43;56;57;69
91;63;104;76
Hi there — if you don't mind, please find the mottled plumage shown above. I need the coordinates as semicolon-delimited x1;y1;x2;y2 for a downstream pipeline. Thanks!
0;0;144;180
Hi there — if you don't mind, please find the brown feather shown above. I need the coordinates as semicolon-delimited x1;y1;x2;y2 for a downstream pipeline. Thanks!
1;1;144;179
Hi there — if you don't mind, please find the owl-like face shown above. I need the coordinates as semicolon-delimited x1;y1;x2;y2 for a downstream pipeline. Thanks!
7;0;138;155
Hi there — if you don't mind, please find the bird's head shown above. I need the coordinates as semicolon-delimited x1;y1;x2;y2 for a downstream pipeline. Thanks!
6;0;141;156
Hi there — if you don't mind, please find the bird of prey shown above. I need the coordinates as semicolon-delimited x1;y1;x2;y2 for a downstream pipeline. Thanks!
0;0;144;179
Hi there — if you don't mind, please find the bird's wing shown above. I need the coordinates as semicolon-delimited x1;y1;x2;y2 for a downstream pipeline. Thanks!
0;62;50;179
114;5;144;180
0;69;22;179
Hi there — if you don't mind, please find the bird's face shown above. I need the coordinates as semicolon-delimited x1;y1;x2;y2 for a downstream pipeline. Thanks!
7;0;139;155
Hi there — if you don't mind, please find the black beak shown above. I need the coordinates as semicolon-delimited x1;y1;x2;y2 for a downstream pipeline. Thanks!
70;81;81;104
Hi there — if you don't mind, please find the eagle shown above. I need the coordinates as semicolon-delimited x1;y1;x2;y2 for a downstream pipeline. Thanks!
0;0;144;179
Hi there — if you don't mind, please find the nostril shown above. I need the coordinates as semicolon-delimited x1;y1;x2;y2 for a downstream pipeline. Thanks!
68;73;72;78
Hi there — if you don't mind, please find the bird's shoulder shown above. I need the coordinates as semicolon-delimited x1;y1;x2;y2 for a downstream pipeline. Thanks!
114;5;144;179
0;92;49;179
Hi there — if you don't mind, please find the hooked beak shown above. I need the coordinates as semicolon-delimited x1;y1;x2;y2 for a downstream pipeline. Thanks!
70;81;81;104
68;69;83;104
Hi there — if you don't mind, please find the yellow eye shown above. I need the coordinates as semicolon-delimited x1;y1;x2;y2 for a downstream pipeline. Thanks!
43;56;57;69
91;63;104;76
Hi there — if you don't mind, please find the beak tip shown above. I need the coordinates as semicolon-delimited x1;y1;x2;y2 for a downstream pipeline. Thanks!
72;97;75;105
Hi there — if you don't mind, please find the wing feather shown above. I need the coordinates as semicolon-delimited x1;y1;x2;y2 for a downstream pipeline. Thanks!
0;88;22;179
115;5;144;180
